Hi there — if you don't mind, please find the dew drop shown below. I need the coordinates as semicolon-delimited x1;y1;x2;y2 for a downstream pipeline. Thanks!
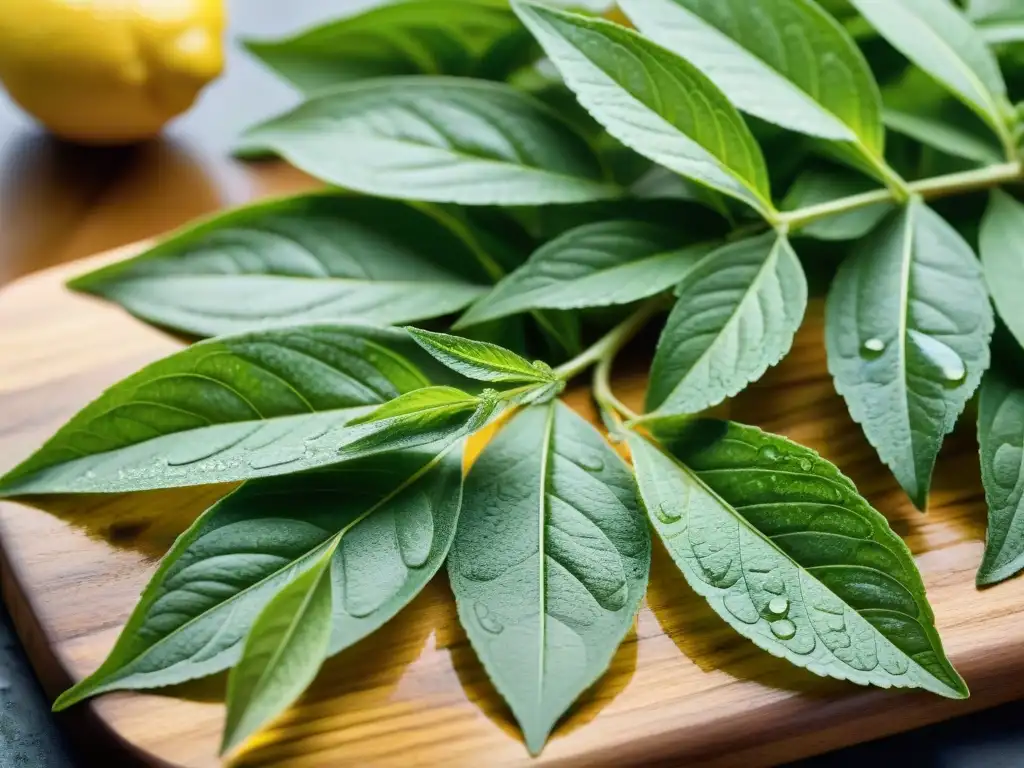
757;445;781;463
654;502;681;525
578;453;605;473
908;329;966;388
860;338;886;359
473;601;504;634
767;596;790;617
798;458;812;472
248;449;304;470
84;470;96;480
770;618;797;640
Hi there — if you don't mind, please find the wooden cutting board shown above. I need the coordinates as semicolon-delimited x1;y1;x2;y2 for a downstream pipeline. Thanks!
0;242;1020;768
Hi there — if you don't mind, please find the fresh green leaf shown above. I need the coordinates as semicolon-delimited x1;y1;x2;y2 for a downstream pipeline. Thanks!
406;328;556;382
980;190;1024;350
222;535;338;755
244;0;533;94
340;387;500;456
68;195;492;337
512;1;776;218
825;200;994;510
645;232;807;417
448;401;650;754
849;0;1013;143
967;0;1022;24
348;386;483;426
54;441;463;708
978;22;1024;44
619;0;885;155
782;166;893;241
883;108;1003;165
977;329;1024;586
627;421;968;699
455;221;714;327
0;325;450;496
239;77;618;206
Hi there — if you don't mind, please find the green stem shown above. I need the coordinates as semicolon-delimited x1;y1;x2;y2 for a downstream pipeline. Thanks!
593;351;640;424
778;160;1023;230
553;298;663;382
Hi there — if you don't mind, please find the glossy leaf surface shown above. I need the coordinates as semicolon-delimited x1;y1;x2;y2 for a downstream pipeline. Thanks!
980;190;1024;350
884;109;1002;165
407;328;556;382
240;77;617;206
977;339;1024;586
826;201;993;509
646;232;807;417
850;0;1011;137
449;402;650;754
621;0;885;153
456;221;713;327
629;421;968;699
55;441;463;708
69;195;492;337
222;537;337;754
245;0;532;93
0;325;449;495
513;1;775;218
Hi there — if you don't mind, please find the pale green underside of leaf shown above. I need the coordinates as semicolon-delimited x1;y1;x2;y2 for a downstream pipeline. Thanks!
883;108;1002;165
54;441;463;709
222;537;336;755
977;355;1024;586
646;232;807;416
620;0;884;153
512;1;774;218
849;0;1009;134
980;191;1024;351
628;422;967;698
781;167;892;241
244;0;529;93
0;325;469;496
68;195;494;337
967;0;1020;24
448;402;650;754
978;22;1024;44
406;327;554;382
456;220;713;327
240;77;618;206
825;201;994;510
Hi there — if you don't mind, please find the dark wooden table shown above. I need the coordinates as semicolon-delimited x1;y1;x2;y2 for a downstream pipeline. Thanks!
1;2;1023;766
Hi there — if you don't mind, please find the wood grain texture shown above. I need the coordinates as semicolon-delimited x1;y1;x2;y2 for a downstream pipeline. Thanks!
0;243;1019;768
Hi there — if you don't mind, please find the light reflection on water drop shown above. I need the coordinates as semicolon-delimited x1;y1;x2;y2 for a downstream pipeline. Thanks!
767;596;790;617
908;329;966;387
770;618;797;640
860;338;886;359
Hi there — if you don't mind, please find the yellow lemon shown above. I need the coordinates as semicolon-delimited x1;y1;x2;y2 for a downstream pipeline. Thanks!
0;0;225;144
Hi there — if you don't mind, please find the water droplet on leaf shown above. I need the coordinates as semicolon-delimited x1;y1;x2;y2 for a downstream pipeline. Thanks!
908;330;966;388
757;445;780;462
770;619;797;640
767;597;790;617
860;338;886;359
653;502;681;525
798;458;812;472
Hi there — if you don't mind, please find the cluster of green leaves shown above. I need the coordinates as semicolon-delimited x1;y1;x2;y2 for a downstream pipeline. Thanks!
7;0;1024;758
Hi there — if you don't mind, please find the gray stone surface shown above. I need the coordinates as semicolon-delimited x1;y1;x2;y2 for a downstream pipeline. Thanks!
0;608;75;768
